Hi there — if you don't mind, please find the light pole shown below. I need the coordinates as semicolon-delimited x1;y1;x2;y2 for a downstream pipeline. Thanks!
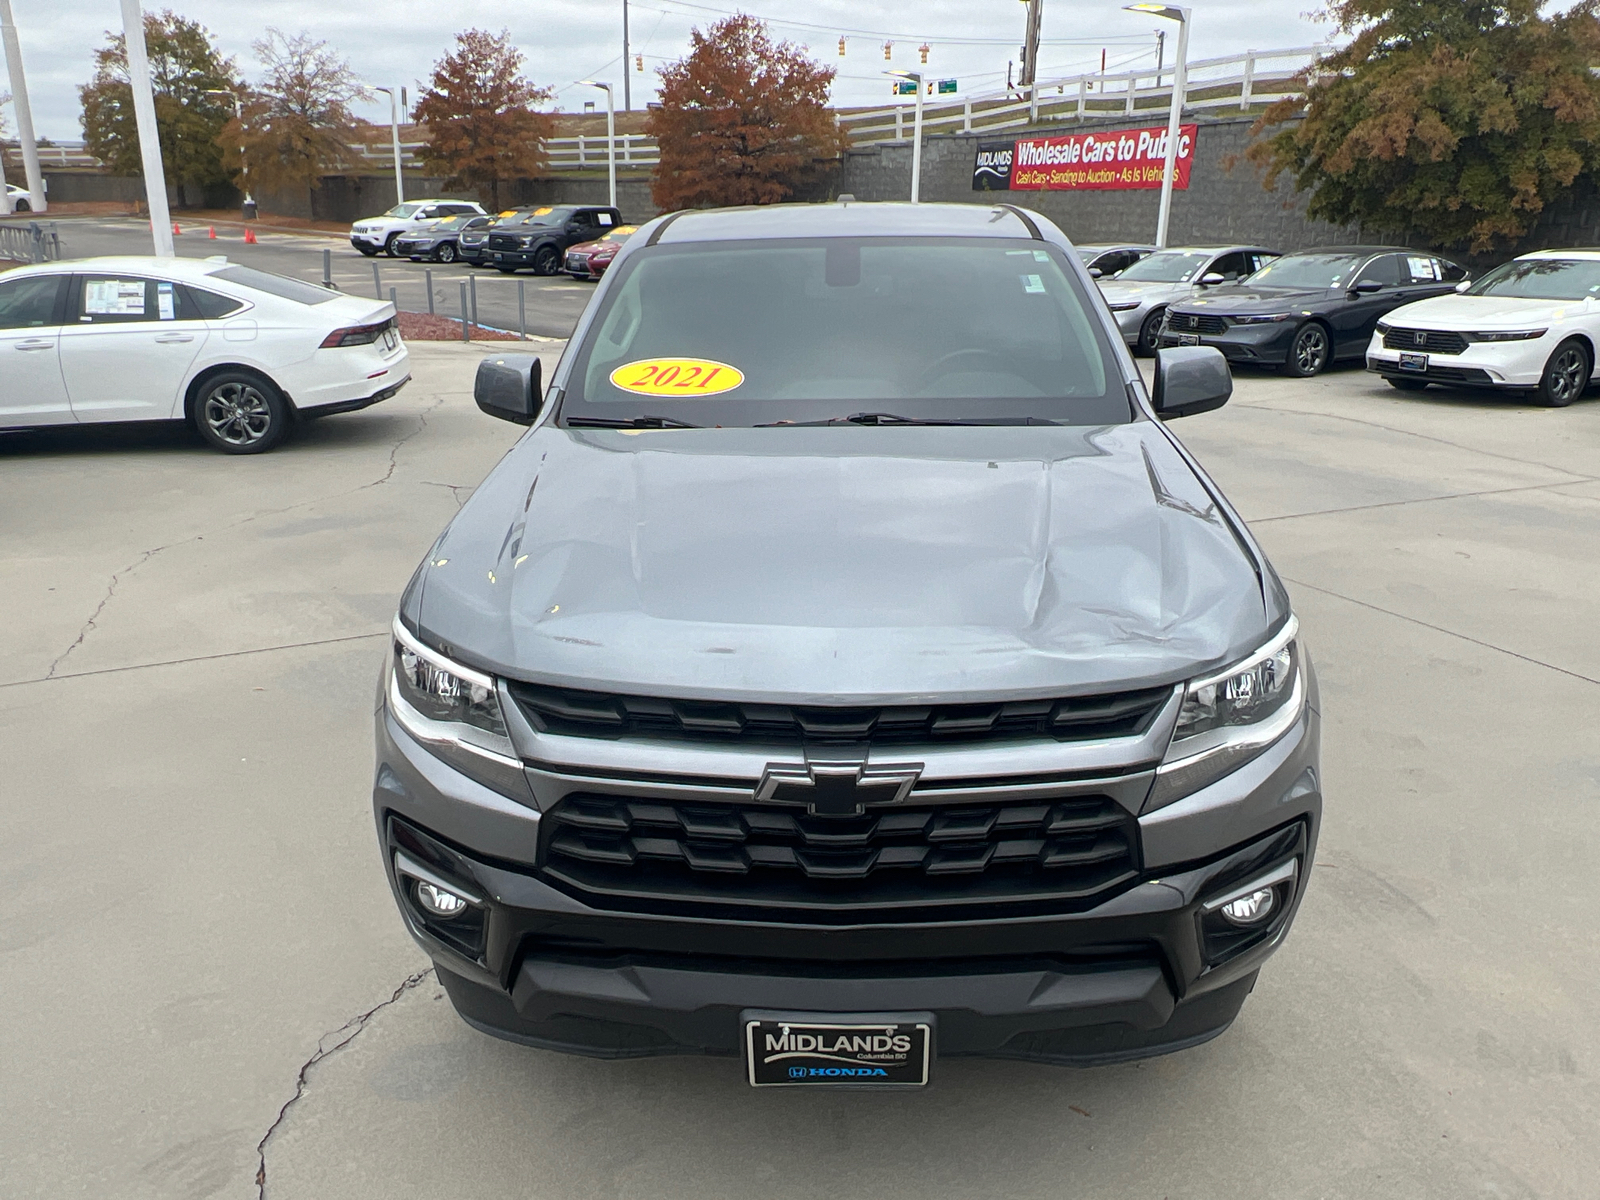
119;0;173;255
0;0;47;213
204;89;255;220
366;85;406;206
886;69;925;203
578;80;616;209
1124;3;1190;249
622;0;631;112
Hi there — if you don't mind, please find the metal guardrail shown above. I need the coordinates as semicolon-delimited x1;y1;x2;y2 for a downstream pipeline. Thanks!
0;220;62;263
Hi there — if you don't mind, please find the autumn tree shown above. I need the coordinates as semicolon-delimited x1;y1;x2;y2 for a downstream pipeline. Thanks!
78;11;239;206
646;15;848;210
1248;0;1600;251
412;29;553;210
224;30;362;217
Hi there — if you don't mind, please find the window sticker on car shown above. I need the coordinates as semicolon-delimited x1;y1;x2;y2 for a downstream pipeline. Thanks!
157;281;176;320
1021;274;1047;294
610;358;745;397
1407;256;1439;281
597;212;614;225
1034;250;1051;262
85;279;146;316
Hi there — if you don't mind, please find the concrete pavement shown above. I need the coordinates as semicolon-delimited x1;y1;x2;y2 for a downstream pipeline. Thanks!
2;354;1596;1198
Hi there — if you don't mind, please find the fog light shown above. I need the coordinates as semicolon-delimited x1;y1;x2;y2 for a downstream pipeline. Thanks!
415;880;470;919
1218;886;1277;926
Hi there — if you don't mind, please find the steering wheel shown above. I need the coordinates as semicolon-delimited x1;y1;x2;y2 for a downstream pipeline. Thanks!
912;349;1016;393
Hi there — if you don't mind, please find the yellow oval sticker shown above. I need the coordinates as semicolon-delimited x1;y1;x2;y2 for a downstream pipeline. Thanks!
610;358;745;397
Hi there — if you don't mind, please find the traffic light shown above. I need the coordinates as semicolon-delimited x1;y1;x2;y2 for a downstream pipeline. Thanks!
838;36;846;56
883;41;893;60
635;54;643;71
919;44;930;64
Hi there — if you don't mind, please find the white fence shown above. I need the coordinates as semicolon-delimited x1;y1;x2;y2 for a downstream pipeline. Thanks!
837;45;1325;145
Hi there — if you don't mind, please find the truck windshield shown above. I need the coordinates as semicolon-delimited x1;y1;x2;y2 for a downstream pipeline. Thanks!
560;237;1129;427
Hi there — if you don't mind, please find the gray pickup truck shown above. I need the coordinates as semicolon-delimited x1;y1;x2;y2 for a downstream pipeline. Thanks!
373;201;1321;1087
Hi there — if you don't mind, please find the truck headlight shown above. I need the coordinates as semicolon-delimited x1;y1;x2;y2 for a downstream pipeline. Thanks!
387;618;527;798
1147;617;1304;811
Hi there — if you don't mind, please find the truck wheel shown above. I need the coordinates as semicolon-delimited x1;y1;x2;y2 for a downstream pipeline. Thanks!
533;245;561;276
1536;338;1590;407
384;233;402;257
194;371;291;454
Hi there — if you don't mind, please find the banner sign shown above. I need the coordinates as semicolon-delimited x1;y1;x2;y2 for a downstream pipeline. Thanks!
971;140;1015;191
974;124;1198;192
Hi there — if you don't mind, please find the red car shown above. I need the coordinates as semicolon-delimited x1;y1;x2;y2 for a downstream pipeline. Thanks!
564;225;637;281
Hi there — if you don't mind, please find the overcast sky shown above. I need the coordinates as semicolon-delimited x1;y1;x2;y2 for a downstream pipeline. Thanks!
6;0;1335;140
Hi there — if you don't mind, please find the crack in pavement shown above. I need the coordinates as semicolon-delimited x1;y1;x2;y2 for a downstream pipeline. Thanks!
35;398;449;676
3;629;389;690
1249;476;1600;524
255;968;435;1200
420;480;473;508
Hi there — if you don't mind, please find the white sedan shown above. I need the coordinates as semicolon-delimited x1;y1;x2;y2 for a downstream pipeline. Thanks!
0;255;409;452
1367;248;1600;407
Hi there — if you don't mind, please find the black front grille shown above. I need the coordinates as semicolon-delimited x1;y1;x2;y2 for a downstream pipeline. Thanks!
488;233;524;250
1169;312;1228;335
539;792;1141;919
1384;328;1468;354
508;683;1171;747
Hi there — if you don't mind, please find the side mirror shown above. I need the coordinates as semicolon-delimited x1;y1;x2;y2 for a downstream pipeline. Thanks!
1088;267;1103;279
474;354;543;426
1454;280;1471;293
1199;272;1226;286
1352;279;1384;294
1152;346;1232;420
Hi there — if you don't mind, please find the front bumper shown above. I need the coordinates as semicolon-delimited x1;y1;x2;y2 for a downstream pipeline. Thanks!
1110;306;1150;344
1364;340;1550;388
350;233;384;251
372;674;1322;1065
489;249;539;268
1160;320;1298;365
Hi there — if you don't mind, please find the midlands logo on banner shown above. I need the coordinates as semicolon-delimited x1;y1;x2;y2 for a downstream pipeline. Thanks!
973;124;1197;192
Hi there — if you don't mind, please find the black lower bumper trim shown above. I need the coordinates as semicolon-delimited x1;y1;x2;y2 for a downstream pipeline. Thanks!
301;375;411;418
1368;362;1499;386
439;958;1256;1064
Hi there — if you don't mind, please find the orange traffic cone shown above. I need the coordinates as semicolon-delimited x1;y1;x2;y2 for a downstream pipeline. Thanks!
208;226;217;239
243;228;257;245
172;222;182;235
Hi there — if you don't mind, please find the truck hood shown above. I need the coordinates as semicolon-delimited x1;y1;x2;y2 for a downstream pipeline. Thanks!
413;423;1274;703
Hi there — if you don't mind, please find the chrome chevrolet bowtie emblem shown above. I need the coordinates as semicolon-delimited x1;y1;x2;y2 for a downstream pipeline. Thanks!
756;757;923;817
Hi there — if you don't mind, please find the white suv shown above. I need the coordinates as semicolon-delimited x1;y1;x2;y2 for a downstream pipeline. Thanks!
350;200;486;257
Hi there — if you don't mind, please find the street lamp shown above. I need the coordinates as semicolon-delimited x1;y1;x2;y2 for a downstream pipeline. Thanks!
1123;3;1189;249
204;89;256;220
578;80;617;209
886;69;924;203
365;85;406;206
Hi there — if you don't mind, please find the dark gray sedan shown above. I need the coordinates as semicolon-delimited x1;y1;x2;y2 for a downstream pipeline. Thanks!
373;201;1321;1080
391;214;495;264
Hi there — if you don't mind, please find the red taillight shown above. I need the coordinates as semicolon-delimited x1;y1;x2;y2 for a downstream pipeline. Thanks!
320;318;393;349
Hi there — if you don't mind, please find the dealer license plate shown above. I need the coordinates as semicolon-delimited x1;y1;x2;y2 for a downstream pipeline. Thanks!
744;1012;932;1087
1178;333;1200;346
1399;352;1428;372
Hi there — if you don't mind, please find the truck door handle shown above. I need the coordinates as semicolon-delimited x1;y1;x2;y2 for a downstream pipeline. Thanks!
14;338;54;350
154;333;195;343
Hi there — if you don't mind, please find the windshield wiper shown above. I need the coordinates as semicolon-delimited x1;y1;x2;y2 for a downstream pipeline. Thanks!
566;415;700;429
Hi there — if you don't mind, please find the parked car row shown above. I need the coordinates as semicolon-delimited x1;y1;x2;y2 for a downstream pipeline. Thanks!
1092;238;1598;405
349;201;631;280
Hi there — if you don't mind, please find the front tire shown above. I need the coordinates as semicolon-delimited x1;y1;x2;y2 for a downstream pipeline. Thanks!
1136;309;1165;357
532;244;561;276
434;242;457;264
193;371;291;454
384;234;402;257
1387;376;1429;392
1287;322;1331;378
1536;338;1590;407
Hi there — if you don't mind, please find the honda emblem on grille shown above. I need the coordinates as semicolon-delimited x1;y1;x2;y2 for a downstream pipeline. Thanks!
756;757;923;817
1414;331;1427;346
1188;314;1200;328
